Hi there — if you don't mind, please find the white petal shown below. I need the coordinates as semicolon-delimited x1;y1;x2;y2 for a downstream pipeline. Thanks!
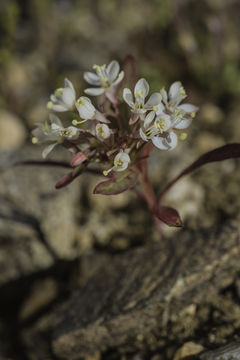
174;118;192;129
131;108;147;115
49;114;63;127
62;87;75;107
51;123;62;131
155;113;172;131
167;131;178;149
83;72;101;86
154;103;165;115
51;104;68;112
42;143;57;158
96;123;110;140
76;97;96;120
64;78;75;92
95;110;110;123
152;136;168;150
152;131;178;150
134;78;149;99
84;87;105;96
139;127;148;142
114;151;130;172
123;88;134;107
169;81;182;100
143;111;155;128
112;71;124;86
106;60;120;83
178;103;199;113
145;93;162;108
160;89;168;104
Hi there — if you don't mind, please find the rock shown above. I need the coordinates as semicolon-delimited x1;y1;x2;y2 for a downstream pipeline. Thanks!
19;278;58;321
21;222;240;359
200;341;240;360
173;342;204;360
0;145;80;286
0;110;26;151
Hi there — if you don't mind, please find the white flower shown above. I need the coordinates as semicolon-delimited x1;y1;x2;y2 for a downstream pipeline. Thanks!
123;78;162;115
160;81;199;128
95;123;111;141
84;60;124;96
75;96;96;121
152;131;178;151
113;151;130;172
139;111;172;141
103;150;130;175
47;79;76;112
32;114;79;158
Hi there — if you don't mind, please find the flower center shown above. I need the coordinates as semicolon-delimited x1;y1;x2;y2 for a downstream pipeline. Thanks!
60;129;74;137
116;159;123;167
154;118;166;134
54;88;63;98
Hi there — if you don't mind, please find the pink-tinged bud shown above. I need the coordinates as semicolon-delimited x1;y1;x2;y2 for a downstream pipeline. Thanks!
156;206;183;227
70;151;88;167
55;173;73;189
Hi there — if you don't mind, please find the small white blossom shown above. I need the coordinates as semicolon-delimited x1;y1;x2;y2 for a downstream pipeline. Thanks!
103;150;130;175
75;96;96;121
84;60;124;96
160;81;198;128
95;123;111;141
32;114;79;158
47;79;76;112
123;78;162;115
139;111;172;142
113;151;130;172
152;131;178;151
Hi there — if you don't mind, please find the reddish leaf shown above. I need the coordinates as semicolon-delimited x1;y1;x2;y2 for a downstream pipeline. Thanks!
158;143;240;203
93;170;138;195
156;206;183;227
15;160;71;168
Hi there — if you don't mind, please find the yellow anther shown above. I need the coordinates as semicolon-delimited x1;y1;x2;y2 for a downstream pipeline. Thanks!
72;119;79;126
154;118;166;134
32;137;38;144
93;64;106;71
103;167;113;176
135;90;145;98
60;129;74;137
191;112;196;118
116;159;123;167
152;105;158;112
47;101;53;109
179;87;187;98
54;88;63;97
76;98;85;106
180;133;187;141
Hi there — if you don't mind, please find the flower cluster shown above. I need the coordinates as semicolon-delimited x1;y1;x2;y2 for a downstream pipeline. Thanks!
32;59;198;177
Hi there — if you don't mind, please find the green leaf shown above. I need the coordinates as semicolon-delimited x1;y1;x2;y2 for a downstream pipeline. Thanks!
93;170;138;195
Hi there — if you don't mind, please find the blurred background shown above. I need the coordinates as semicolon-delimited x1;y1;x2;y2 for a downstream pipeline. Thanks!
0;0;240;359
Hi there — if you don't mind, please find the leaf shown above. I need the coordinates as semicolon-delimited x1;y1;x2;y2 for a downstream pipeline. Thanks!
93;170;138;195
158;143;240;203
156;206;183;228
